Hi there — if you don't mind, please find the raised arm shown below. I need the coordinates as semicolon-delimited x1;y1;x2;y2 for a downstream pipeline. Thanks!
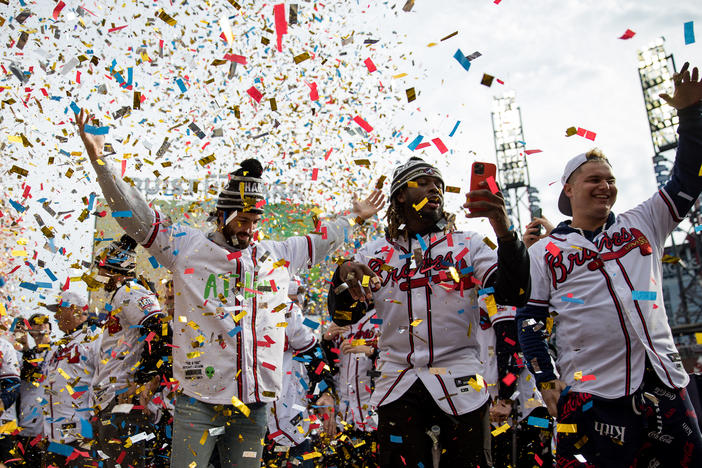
75;109;155;243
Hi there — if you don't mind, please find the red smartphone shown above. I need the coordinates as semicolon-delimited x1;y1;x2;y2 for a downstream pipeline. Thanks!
469;161;497;212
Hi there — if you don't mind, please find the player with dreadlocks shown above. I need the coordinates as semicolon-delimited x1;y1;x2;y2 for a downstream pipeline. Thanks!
328;156;531;466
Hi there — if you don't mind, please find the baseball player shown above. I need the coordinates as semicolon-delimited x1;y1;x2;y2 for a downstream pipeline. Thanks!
16;313;52;466
90;234;170;468
264;280;336;468
327;157;531;466
517;62;702;467
75;109;384;468
42;290;101;467
479;305;552;468
321;313;380;467
0;333;20;465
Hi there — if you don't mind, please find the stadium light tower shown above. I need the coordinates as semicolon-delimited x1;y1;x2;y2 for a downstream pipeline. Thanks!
491;93;540;233
637;37;678;188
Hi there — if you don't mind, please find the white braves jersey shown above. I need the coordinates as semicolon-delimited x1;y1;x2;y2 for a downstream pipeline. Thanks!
357;231;499;415
527;192;689;398
333;312;380;431
142;209;350;405
92;282;163;409
0;338;20;424
478;306;544;421
19;347;50;437
43;326;102;443
267;303;317;446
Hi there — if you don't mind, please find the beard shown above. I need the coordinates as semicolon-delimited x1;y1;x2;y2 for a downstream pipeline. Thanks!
223;224;252;249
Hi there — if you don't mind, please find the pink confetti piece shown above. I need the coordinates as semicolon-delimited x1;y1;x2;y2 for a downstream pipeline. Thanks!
223;54;247;64
247;86;263;103
545;242;560;256
619;29;636;40
524;149;542;155
274;4;287;52
486;176;499;194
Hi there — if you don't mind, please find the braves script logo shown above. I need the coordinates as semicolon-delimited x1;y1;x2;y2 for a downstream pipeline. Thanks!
545;227;653;287
368;251;472;291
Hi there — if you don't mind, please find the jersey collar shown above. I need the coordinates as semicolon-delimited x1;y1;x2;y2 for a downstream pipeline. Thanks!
551;212;616;242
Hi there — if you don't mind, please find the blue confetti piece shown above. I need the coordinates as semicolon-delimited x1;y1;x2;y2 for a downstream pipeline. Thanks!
175;78;187;93
88;193;96;211
44;268;57;281
19;282;38;291
453;49;471;71
562;296;585;304
111;210;133;218
527;416;550;428
478;287;495;296
69;102;81;114
684;21;695;45
415;234;428;251
632;290;656;301
48;442;74;457
84;125;109;135
695;225;702;233
582;401;593;412
399;253;413;260
80;418;93;439
460;266;474;275
390;435;403;443
9;199;26;212
228;326;242;337
148;256;160;269
408;135;423;151
302;318;320;329
370;318;383;324
457;309;464;314
35;282;52;289
448;121;461;137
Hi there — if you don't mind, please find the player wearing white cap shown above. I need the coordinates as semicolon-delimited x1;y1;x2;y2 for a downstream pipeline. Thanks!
89;234;170;468
327;156;531;466
75;109;384;468
517;62;702;467
42;290;101;467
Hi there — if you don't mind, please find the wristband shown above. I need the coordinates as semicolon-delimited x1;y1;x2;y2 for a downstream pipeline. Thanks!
538;381;557;390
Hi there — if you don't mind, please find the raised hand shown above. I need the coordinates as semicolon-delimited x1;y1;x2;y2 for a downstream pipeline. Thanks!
463;181;511;238
660;62;702;110
523;216;555;248
351;188;386;222
338;261;381;302
74;108;105;162
323;323;350;341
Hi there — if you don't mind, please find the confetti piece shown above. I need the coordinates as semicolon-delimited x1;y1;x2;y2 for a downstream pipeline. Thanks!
483;237;497;250
413;197;428;211
486;176;498;193
48;442;74;457
545;242;560;256
274;3;288;52
618;29;636;40
390;435;403;443
112;211;133;218
527;416;550;428
557;423;578;433
684;21;695;45
219;16;234;45
175;78;187;93
432;138;448;154
449;121;461;137
364;58;377;72
247;86;263;103
406;87;416;102
695;332;702;344
453;49;471;71
157;9;177;26
480;74;495;87
293;52;310;64
353;116;373;132
302;318;319;329
84;125;109;135
632;290;656;301
491;423;511;436
408;135;423;151
441;31;458;41
53;2;67;19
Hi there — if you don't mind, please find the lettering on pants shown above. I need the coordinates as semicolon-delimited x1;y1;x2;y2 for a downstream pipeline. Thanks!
593;421;626;443
647;431;673;444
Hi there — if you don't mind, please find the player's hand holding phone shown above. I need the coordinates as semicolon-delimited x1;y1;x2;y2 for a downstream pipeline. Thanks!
464;162;512;239
524;214;555;248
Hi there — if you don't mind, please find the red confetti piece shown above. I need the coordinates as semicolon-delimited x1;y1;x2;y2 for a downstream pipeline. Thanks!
247;86;263;103
446;233;453;247
352;115;373;133
486;176;499;194
306;81;319;101
314;361;326;375
455;247;469;262
262;361;276;371
108;25;128;33
273;3;287;52
502;373;517;386
364;58;377;73
524;149;542;155
184;268;194;274
545;242;560;256
415;142;432;150
432;137;448;154
619;29;636;40
311;168;319;181
581;374;596;382
53;1;66;20
223;54;247;64
227;251;241;261
324;148;333;161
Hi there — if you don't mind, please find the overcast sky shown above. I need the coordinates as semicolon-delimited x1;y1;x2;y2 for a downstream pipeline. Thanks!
0;0;699;323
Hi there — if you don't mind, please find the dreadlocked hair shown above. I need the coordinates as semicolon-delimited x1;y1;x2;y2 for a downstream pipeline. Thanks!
385;192;456;240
